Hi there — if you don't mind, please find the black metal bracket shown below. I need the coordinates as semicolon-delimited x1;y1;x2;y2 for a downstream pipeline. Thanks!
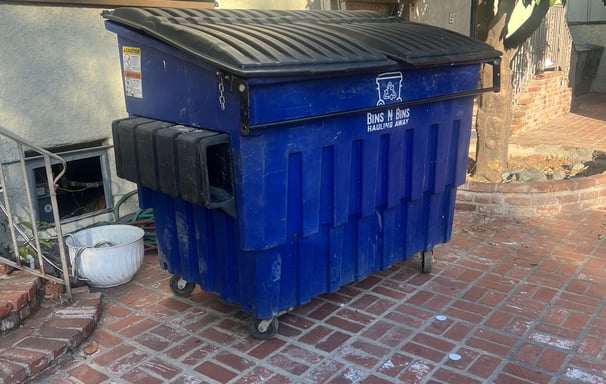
229;76;251;136
492;58;501;93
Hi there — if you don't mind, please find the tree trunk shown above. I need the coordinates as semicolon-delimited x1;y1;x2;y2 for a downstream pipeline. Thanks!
473;1;515;182
474;53;513;182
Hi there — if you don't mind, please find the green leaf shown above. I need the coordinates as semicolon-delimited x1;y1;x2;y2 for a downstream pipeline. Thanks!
39;239;52;249
21;221;33;231
532;0;566;6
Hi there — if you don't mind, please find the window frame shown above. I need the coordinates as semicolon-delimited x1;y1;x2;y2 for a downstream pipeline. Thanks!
566;0;606;23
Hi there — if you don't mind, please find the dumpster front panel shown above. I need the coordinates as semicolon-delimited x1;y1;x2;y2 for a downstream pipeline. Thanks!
135;95;473;319
127;92;473;319
245;64;482;127
142;184;458;320
236;96;474;250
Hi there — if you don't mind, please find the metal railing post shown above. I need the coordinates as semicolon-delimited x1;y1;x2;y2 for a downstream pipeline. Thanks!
0;125;72;301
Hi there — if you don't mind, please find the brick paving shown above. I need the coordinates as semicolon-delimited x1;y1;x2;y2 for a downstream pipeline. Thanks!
30;207;606;383
2;92;603;383
460;92;606;216
0;272;41;333
0;288;102;384
510;93;606;153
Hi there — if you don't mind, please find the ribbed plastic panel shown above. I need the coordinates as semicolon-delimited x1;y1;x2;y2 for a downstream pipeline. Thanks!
146;186;458;318
326;21;501;65
105;7;384;20
104;8;499;76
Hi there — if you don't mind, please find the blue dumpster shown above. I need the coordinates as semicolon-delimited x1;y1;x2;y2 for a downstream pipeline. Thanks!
105;8;501;339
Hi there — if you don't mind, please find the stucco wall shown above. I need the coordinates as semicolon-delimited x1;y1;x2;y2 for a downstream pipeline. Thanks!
216;0;305;9
0;5;126;150
409;0;471;36
569;24;606;93
0;4;133;226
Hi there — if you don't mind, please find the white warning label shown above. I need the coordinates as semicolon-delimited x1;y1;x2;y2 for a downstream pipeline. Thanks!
122;46;142;98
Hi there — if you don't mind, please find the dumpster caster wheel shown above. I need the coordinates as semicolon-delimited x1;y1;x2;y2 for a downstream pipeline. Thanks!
421;251;433;274
248;318;279;340
169;275;195;297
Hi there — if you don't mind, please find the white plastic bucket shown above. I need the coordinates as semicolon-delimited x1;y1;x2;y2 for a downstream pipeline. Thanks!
65;224;145;288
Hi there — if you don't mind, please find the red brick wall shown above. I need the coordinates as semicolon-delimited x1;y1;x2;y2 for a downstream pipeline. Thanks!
0;263;12;276
511;71;572;134
456;173;606;216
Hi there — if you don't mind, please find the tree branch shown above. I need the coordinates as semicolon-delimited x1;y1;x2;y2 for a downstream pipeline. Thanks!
475;0;516;42
475;0;495;41
504;0;550;50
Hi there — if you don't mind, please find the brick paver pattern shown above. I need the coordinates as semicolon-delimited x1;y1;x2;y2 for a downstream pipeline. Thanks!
34;208;606;384
510;93;606;153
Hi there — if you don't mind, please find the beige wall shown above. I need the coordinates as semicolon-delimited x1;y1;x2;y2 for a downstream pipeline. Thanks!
507;1;534;37
216;0;305;9
0;5;125;152
0;5;131;224
0;5;132;210
409;0;471;36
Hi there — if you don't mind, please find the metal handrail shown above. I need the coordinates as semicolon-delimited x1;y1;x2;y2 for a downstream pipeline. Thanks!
511;5;572;104
0;125;72;301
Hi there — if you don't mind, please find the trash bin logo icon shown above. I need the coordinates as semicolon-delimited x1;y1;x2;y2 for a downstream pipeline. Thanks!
375;72;403;106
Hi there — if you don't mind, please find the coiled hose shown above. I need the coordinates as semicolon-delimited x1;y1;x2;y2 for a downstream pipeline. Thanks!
113;190;157;253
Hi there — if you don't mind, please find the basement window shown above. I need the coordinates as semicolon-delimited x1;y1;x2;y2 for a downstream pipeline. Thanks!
26;146;113;224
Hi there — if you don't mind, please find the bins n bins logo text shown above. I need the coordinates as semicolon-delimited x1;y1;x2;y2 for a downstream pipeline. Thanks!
367;71;410;133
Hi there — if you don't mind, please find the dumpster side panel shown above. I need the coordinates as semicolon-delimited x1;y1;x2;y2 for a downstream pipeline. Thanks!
111;25;241;132
147;188;241;300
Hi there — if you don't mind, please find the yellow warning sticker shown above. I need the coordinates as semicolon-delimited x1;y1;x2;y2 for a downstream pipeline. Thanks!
122;46;142;98
122;46;141;55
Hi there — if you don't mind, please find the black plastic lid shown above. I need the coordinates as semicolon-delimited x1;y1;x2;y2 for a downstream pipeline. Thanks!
104;8;501;76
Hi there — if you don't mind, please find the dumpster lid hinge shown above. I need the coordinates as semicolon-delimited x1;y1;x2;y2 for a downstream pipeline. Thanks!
228;76;250;136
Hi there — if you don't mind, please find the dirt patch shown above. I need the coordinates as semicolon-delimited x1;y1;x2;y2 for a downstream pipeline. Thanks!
468;151;606;182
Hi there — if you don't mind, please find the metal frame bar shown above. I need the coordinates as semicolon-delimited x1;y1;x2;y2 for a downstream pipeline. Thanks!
23;146;114;224
0;125;72;301
238;59;501;133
